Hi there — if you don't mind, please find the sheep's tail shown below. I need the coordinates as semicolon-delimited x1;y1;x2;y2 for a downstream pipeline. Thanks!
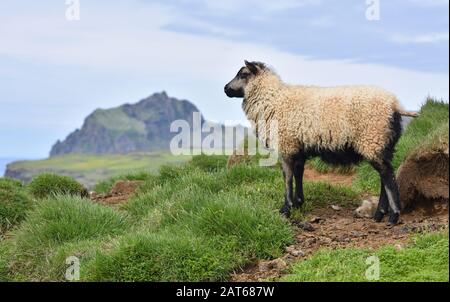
393;100;419;118
399;110;420;118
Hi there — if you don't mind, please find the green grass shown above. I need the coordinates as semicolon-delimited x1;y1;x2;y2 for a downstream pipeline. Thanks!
282;231;449;282
13;196;129;250
189;154;229;172
6;152;191;188
84;231;242;282
393;99;448;166
83;163;358;281
307;158;355;175
28;173;88;199
411;119;449;155
0;241;11;281
0;178;33;234
4;195;129;280
0;157;361;281
90;107;146;133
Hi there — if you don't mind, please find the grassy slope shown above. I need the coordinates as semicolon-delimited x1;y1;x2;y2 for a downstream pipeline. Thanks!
91;108;146;133
1;155;447;281
282;231;449;282
7;152;190;188
0;178;33;236
0;159;359;281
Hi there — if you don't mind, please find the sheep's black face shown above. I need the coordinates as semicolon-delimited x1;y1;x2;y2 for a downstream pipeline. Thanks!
224;61;265;99
224;67;250;98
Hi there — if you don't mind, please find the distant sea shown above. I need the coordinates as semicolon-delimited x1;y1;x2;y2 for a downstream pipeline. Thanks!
0;158;19;177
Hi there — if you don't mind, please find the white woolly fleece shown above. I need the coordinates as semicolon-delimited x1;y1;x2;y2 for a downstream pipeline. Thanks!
242;68;402;163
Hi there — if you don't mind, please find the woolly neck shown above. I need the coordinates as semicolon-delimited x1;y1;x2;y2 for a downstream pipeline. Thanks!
242;71;282;125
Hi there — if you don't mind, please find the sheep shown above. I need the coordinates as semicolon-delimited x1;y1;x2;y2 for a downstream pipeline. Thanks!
224;60;404;225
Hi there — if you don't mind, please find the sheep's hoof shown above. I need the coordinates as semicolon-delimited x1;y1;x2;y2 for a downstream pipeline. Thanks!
387;212;400;226
292;199;304;209
279;206;291;218
373;210;385;222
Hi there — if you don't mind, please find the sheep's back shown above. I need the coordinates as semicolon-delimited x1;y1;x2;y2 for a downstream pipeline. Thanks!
278;85;400;159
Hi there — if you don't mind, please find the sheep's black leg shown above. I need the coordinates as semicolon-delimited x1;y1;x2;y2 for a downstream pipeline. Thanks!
371;161;401;225
280;157;295;217
383;168;401;225
293;156;306;209
373;180;389;222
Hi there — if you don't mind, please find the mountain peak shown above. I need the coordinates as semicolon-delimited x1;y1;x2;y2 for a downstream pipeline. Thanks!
145;91;169;101
49;92;204;157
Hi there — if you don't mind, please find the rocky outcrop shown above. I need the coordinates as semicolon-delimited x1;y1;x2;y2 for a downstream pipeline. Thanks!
50;92;205;156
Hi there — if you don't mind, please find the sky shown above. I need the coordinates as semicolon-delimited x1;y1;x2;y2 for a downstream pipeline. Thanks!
0;0;448;158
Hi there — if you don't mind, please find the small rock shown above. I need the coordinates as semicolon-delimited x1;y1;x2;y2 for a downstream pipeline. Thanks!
285;246;305;257
399;226;411;234
297;222;315;232
291;250;305;257
331;205;342;211
309;216;324;224
285;245;296;253
351;231;366;238
394;244;404;251
335;236;351;243
259;259;287;272
322;237;333;244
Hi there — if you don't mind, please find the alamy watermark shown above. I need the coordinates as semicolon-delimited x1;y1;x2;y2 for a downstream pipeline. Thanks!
365;255;380;281
65;256;80;281
65;0;80;21
366;0;381;21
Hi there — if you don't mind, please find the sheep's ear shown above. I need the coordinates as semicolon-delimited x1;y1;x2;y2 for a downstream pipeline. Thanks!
245;60;259;75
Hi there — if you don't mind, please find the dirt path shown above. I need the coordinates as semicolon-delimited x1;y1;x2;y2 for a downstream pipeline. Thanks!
303;166;354;187
230;203;449;282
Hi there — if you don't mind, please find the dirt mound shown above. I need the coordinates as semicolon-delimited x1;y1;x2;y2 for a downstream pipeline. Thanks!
109;181;143;196
397;148;449;212
91;180;144;206
231;206;448;282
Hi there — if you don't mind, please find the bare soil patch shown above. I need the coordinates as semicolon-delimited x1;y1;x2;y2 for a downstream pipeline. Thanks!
91;180;143;206
303;167;354;187
231;202;448;282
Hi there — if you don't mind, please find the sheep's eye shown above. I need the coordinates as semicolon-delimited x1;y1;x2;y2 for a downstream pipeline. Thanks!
240;72;250;79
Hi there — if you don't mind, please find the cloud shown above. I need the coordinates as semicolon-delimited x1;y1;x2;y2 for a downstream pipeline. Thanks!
0;2;447;111
390;32;449;44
